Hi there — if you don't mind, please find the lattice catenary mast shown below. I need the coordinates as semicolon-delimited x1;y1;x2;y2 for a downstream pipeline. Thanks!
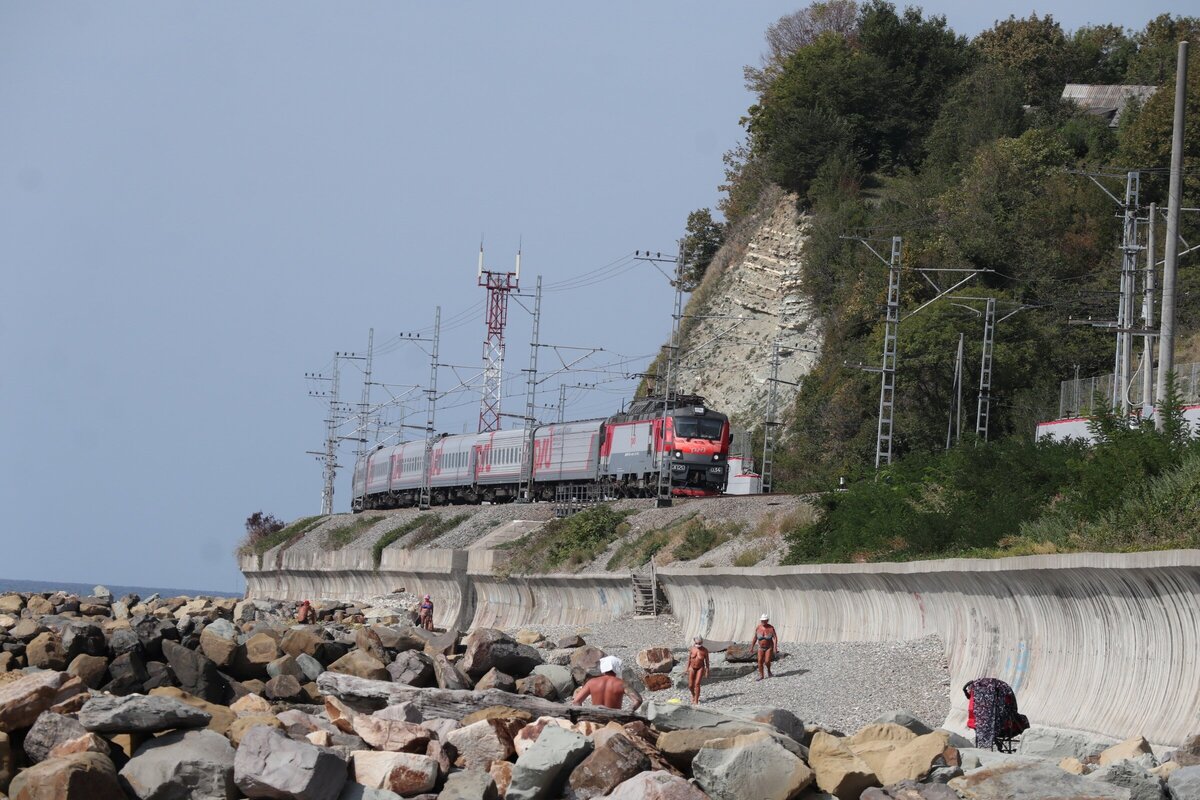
477;245;520;433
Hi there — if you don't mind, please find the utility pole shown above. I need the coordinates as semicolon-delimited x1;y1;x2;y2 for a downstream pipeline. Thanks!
421;308;441;510
975;297;996;440
519;276;543;503
305;351;362;515
558;384;568;424
478;246;520;433
1114;171;1141;413
355;329;374;460
761;336;782;494
876;236;902;468
946;333;964;450
1143;203;1157;412
1157;40;1189;417
658;250;685;507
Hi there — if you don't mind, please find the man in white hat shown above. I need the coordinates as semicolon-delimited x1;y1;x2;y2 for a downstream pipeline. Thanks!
572;655;643;711
753;613;778;680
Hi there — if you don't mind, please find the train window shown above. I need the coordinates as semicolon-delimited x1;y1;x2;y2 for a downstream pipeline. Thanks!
674;417;725;440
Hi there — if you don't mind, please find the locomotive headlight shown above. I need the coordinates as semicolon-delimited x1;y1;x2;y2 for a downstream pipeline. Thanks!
674;450;682;459
713;453;721;461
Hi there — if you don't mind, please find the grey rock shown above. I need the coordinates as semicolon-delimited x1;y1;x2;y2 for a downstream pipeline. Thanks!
543;649;574;667
1087;761;1166;800
233;724;347;800
79;693;212;734
474;667;516;693
1167;765;1200;799
950;761;1132;799
872;710;935;736
61;622;107;661
643;701;806;756
432;654;471;690
672;661;756;688
162;639;228;703
693;731;813;800
387;651;434;687
507;724;592;800
957;748;1043;771
119;728;237;800
461;629;543;679
531;664;574;700
338;784;403;800
111;601;130;620
93;585;113;601
266;654;305;681
1017;726;1121;761
372;702;422;724
24;711;88;763
104;650;150;696
108;628;144;659
566;733;650;800
440;768;498;800
296;653;325;682
723;706;806;744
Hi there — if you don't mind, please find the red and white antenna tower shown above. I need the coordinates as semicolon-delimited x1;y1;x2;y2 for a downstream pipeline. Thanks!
477;244;520;432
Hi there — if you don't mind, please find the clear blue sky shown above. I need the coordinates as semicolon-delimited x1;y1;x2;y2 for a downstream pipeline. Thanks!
1;2;1192;593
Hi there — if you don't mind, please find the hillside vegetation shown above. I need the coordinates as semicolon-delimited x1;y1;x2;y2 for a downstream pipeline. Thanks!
682;3;1200;561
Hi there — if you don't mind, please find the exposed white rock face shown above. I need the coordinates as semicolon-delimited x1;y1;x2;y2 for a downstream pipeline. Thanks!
674;188;822;430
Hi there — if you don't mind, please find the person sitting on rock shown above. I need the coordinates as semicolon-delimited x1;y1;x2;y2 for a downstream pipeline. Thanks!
753;613;777;680
687;636;710;704
296;599;313;624
418;594;434;631
573;656;643;712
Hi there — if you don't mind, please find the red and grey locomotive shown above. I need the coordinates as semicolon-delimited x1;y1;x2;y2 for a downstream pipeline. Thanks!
351;394;730;510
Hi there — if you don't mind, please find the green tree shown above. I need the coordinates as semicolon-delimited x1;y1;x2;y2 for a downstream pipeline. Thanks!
1124;14;1200;85
744;1;860;95
974;14;1070;105
677;209;725;290
924;64;1026;170
1064;24;1135;84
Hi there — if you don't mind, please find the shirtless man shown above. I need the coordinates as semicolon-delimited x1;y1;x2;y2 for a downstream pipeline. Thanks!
572;656;643;711
754;613;778;680
687;636;710;703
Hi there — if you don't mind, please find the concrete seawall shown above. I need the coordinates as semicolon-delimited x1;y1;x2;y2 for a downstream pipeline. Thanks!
241;547;1200;745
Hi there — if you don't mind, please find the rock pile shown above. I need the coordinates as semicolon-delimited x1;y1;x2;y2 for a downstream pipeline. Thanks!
2;588;1199;799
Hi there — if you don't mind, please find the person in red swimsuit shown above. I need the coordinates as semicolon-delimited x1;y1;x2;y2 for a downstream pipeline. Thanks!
687;636;710;703
753;613;778;680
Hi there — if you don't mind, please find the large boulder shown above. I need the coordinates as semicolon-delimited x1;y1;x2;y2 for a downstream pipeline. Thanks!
328;651;390;682
350;715;429;753
657;724;773;770
60;623;107;661
871;711;935;736
1168;766;1200;799
67;653;110;689
507;724;593;800
119;728;237;800
350;751;439;796
228;715;285;748
355;628;388;663
440;768;499;800
446;719;517;770
78;694;212;734
199;619;241;669
237;633;280;680
636;647;675;674
1085;760;1166;800
0;671;77;732
461;629;543;680
432;654;472;690
568;647;605;685
1;730;13;792
162;639;228;704
950;761;1133;798
531;665;574;699
692;730;813;800
148;686;237;735
1100;736;1156;767
372;625;427;654
8;752;126;800
517;674;559;701
723;707;807;745
0;595;23;615
104;651;151;696
24;712;88;763
233;724;347;800
387;651;435;687
566;732;651;800
808;731;878;799
876;732;956;785
1016;726;1120;761
607;769;710;800
265;674;304;702
474;668;516;693
26;632;67;670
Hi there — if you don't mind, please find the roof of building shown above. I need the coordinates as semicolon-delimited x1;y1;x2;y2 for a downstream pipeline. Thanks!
1061;84;1158;127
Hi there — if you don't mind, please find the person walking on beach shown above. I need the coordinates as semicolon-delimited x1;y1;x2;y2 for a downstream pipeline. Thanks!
418;594;434;631
687;636;710;703
753;613;777;680
573;656;643;711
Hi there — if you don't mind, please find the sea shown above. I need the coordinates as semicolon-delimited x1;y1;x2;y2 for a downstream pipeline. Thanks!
0;577;242;599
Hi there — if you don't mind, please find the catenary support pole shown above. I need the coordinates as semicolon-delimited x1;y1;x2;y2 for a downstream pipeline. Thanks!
1143;203;1157;414
1157;40;1189;420
420;307;441;511
875;236;902;468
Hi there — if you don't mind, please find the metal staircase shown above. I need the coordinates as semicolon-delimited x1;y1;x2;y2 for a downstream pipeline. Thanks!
632;559;667;617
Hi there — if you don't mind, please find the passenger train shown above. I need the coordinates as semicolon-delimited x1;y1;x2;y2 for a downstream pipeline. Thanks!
351;395;731;510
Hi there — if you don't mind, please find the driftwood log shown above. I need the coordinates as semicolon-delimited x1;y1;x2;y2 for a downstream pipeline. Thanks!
317;672;646;725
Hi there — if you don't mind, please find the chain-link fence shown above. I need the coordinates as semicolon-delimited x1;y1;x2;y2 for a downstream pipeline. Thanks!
1057;362;1200;418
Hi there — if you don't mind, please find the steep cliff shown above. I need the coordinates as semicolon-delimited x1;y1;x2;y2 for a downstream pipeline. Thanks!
673;187;823;427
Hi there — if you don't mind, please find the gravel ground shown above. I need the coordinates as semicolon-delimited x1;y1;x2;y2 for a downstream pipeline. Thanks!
510;615;951;734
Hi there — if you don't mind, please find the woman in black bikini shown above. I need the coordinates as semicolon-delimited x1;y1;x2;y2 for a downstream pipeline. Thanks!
753;613;777;680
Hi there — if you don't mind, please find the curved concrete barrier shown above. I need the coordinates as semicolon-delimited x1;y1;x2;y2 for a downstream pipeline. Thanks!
242;546;1200;745
659;551;1200;746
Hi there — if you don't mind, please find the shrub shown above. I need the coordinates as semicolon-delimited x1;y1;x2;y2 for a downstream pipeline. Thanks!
501;506;633;575
239;515;326;569
734;547;768;567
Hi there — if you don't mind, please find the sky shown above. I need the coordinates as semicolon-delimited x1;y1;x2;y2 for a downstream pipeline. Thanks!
2;2;1193;593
